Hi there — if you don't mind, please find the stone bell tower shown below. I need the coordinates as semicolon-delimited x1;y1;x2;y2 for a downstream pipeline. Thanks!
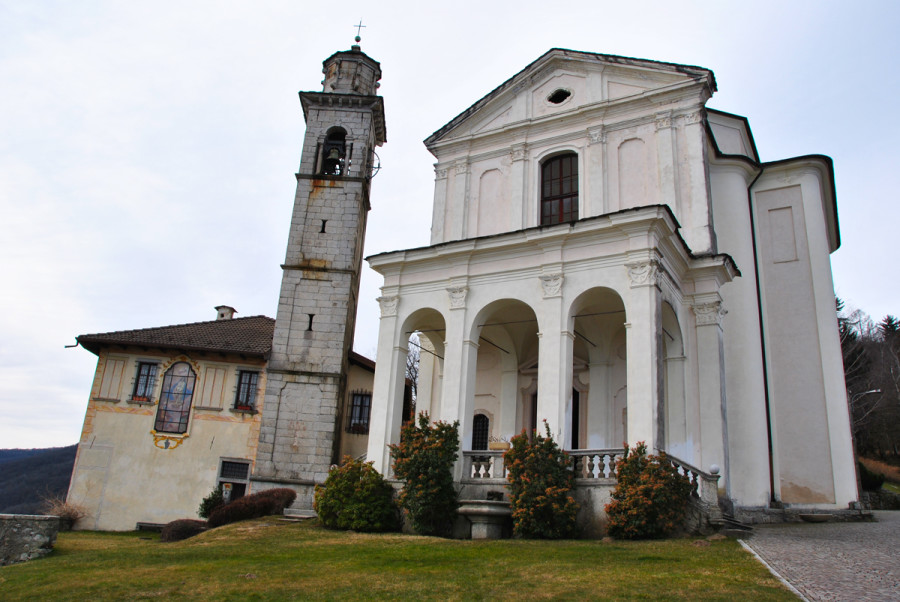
251;42;386;508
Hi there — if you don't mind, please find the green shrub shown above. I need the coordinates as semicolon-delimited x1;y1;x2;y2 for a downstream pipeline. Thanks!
859;460;886;491
605;442;692;539
207;487;296;528
161;519;208;542
504;422;579;539
389;412;459;537
314;456;399;532
198;487;225;519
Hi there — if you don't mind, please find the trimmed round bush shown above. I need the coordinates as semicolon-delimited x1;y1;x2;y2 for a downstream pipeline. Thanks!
207;487;297;528
389;412;460;537
859;460;886;491
504;422;579;539
314;456;399;532
605;442;692;539
161;519;208;542
198;487;225;519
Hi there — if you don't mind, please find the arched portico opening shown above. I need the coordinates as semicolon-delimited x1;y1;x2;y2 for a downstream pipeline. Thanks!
467;299;540;451
661;302;689;460
568;287;627;451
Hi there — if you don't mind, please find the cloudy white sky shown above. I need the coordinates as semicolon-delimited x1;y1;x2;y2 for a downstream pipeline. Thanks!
2;1;897;449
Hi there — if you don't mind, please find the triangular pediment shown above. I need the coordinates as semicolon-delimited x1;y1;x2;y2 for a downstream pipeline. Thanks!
425;48;715;149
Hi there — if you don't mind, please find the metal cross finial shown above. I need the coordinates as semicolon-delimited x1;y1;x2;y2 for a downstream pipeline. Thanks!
353;20;366;43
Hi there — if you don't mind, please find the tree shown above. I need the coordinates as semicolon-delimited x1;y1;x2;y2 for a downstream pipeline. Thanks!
838;299;900;458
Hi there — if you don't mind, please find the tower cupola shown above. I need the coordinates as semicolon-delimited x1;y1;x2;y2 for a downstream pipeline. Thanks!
321;45;382;96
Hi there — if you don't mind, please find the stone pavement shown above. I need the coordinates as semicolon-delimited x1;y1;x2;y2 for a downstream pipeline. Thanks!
742;511;900;601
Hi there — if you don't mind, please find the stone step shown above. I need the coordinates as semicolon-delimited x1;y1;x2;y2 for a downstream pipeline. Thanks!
283;508;317;519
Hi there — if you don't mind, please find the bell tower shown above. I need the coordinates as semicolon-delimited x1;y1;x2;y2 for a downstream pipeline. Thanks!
251;41;386;508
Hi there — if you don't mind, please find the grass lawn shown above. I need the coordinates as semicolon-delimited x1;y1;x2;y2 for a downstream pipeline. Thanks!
884;482;900;495
0;518;794;601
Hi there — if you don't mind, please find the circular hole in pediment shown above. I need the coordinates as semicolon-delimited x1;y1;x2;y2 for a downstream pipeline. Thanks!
547;89;572;104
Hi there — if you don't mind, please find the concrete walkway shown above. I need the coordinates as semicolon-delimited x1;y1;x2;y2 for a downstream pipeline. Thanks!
742;511;900;601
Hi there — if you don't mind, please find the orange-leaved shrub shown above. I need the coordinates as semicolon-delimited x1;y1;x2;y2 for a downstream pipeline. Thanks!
207;487;297;528
504;422;579;539
389;412;459;537
314;456;399;532
604;442;691;539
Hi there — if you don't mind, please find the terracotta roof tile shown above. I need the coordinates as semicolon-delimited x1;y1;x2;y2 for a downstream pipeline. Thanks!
77;316;275;358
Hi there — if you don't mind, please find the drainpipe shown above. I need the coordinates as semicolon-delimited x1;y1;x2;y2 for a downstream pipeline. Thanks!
745;166;778;505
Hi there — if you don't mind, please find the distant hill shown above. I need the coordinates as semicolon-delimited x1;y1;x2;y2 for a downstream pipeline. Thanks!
0;445;78;514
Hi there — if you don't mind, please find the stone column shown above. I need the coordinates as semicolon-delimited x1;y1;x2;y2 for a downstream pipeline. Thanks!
536;273;571;445
438;286;477;481
691;298;728;476
366;295;406;474
509;144;527;230
430;166;449;244
655;112;680;218
448;161;469;241
625;260;661;450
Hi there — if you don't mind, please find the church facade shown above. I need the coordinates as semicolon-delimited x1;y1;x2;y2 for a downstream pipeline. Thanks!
67;45;858;531
365;49;857;518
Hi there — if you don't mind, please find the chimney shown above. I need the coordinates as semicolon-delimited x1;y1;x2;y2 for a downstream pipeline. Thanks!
215;305;236;320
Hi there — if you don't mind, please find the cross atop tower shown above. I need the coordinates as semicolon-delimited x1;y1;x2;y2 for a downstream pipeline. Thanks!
353;19;366;43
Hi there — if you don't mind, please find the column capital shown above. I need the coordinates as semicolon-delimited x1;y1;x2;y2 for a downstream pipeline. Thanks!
510;143;527;162
447;286;468;310
626;260;660;288
588;125;607;145
691;300;726;327
539;273;564;298
377;295;398;318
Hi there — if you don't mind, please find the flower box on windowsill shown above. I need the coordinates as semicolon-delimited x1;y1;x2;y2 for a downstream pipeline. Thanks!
127;397;154;406
231;405;257;415
488;441;511;451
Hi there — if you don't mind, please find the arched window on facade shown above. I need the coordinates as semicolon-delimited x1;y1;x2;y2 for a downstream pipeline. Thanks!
540;153;578;225
154;362;196;434
472;413;490;451
321;127;348;176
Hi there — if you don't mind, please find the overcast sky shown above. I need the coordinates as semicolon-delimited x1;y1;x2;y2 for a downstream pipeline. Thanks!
2;1;897;449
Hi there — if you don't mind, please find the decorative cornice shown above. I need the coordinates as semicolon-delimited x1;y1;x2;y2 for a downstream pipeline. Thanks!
539;273;564;298
692;301;726;326
626;261;660;288
447;286;468;310
377;296;398;318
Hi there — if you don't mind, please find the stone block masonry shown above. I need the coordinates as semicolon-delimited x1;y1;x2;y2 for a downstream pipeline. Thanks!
0;514;61;566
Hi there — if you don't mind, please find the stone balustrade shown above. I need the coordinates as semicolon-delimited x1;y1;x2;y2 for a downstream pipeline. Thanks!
569;449;625;480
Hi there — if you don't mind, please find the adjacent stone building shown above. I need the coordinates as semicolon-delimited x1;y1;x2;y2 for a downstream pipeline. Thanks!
67;308;376;530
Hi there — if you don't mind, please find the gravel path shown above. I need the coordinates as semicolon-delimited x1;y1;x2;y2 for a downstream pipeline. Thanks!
742;511;900;601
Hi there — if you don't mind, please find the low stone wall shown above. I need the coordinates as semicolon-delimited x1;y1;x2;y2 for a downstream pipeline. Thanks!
0;514;61;566
862;490;900;510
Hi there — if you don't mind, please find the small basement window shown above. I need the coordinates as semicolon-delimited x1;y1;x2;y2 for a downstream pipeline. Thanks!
547;89;572;104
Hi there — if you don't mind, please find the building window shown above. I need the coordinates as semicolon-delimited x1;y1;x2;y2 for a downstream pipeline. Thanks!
540;153;578;225
346;391;371;434
154;362;196;434
131;362;158;401
472;414;489;451
234;370;259;410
